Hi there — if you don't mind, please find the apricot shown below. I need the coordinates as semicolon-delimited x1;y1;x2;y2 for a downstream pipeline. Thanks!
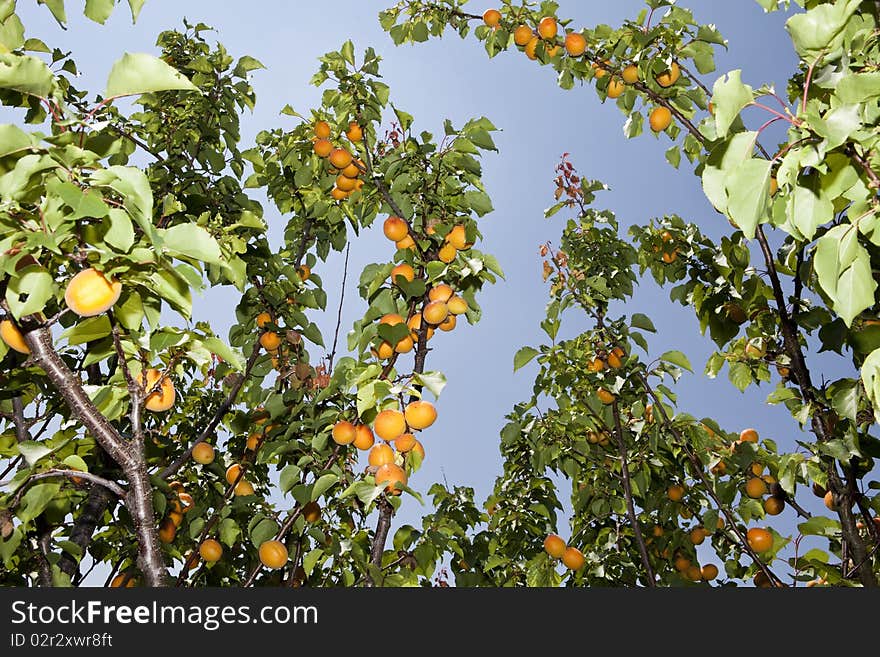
225;464;243;485
374;409;407;441
823;490;836;511
302;501;321;523
746;527;773;552
65;268;122;317
661;251;678;264
544;534;566;559
260;331;282;352
405;400;437;430
447;296;468;315
764;496;785;516
258;540;288;570
673;555;691;572
561;546;585;570
328;148;352;169
446;224;468;250
345;122;362;143
597;388;616;405
412;439;425;460
656;61;680;87
314;121;331;139
192;442;215;465
158;517;176;543
689;527;708;545
685;565;702;582
314;138;332;157
256;311;272;329
438;243;457;263
667;484;685;501
745;477;767;499
701;564;719;581
336;174;357;192
369;443;395;467
423;300;449;325
141;368;175;412
407;314;435;342
513;25;533;46
438;314;457;332
330;187;348;201
649;106;672;132
429;284;454;302
234;479;254;496
394;335;414;354
395;432;417;452
375;462;407;494
332;420;357;445
0;320;29;354
374;341;394;360
525;36;539;60
622;64;639;84
110;573;137;588
391;264;415;284
537;16;557;40
483;9;501;28
606;77;625;99
197;539;222;563
564;32;587;57
353;424;375;450
380;313;405;326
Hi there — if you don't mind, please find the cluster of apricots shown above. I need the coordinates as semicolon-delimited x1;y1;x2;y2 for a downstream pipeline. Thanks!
588;344;625;406
543;533;585;571
158;481;195;545
312;120;365;201
651;229;679;265
482;10;679;133
332;399;437;494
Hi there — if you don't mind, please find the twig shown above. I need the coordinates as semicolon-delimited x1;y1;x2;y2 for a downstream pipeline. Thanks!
328;243;351;371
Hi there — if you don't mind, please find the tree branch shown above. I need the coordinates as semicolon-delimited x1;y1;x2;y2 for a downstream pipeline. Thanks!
328;243;351;371
611;400;656;587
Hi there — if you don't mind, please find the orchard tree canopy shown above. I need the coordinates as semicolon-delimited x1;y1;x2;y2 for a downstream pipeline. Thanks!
0;0;878;588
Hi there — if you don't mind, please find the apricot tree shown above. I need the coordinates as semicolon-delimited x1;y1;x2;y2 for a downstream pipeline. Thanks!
378;0;880;586
0;1;499;587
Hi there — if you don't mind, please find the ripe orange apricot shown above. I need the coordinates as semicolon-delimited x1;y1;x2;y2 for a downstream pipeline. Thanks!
259;331;282;352
256;311;272;329
667;484;685;501
823;490;836;511
423;300;449;325
652;525;664;538
561;546;585;570
395;432;417;452
332;420;357;445
407;314;435;342
689;527;708;545
314;138;333;157
446;224;468;250
429;284;454;302
649;106;672;132
178;492;194;513
353;424;375;450
525;36;539;60
258;540;288;570
373;341;395;360
110;573;137;588
328;148;352;169
369;443;395;467
391;264;415;284
596;388;616;405
606;352;623;369
374;409;407;441
701;564;719;581
314;121;331;139
537;16;557;40
661;251;678;264
684;564;702;582
141;368;175;412
606;77;625;99
396;235;416;250
192;442;215;465
342;161;360;178
65;268;122;317
438;314;456;332
225;464;243;485
622;64;639;84
544;534;566;559
0;319;29;354
656;61;680;87
740;428;759;443
483;8;501;28
412;439;425;460
769;177;779;196
234;479;254;496
375;462;407;494
405;400;437;430
764;496;785;516
394;334;413;352
447;296;468;316
330;187;348;201
158;517;176;543
438;243;457;263
746;527;773;552
336;174;357;192
168;510;183;528
513;25;533;46
564;32;587;57
673;555;691;572
345;122;362;143
379;313;405;326
199;538;223;562
745;477;767;499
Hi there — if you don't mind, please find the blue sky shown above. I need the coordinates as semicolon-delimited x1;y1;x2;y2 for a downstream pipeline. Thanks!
13;1;851;580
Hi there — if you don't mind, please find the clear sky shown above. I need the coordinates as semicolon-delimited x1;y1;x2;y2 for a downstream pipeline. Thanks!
12;0;849;580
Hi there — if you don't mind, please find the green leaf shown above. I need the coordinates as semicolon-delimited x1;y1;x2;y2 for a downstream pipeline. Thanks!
513;346;540;372
218;517;241;547
37;0;66;26
62;455;88;473
17;483;61;523
61;315;111;345
18;441;51;466
724;157;772;238
127;0;144;21
0;124;36;158
412;371;447;398
711;70;754;139
785;0;861;59
789;175;833;241
702;131;757;215
105;52;199;98
83;0;113;24
0;53;57;97
797;516;840;537
812;104;860;152
161;223;222;264
5;267;54;319
103;208;135;252
279;465;301;494
0;13;25;52
659;350;693;372
861;348;880;423
814;224;877;327
311;473;338;501
464;190;493;216
630;313;656;332
201;337;245;372
91;166;158;243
